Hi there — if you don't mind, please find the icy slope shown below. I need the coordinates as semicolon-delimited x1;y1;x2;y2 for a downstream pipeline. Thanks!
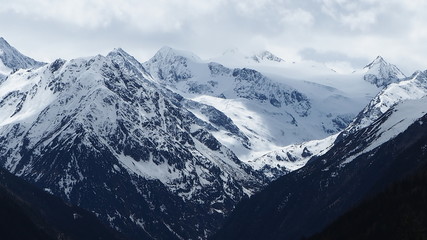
0;37;44;78
256;69;426;178
145;49;347;152
213;87;427;240
144;47;406;178
343;70;427;135
250;134;337;179
363;56;406;87
0;49;266;239
244;56;412;178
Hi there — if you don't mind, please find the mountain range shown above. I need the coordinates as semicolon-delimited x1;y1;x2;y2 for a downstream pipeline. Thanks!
0;37;424;240
213;71;427;240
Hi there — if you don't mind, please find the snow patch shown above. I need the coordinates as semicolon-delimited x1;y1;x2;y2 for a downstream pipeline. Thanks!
341;97;427;166
117;153;180;184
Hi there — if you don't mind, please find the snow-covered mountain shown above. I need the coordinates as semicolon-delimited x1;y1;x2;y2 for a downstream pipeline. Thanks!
362;55;406;87
254;68;427;179
0;37;44;79
250;50;284;63
213;74;427;240
144;47;406;179
0;37;418;240
343;70;427;135
0;46;267;239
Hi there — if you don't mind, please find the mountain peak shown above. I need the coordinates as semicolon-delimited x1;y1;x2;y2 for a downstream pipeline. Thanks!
363;56;406;88
364;55;386;69
0;37;45;74
106;47;153;80
154;46;202;62
251;50;284;63
110;47;126;54
0;37;10;46
375;55;384;61
107;47;133;59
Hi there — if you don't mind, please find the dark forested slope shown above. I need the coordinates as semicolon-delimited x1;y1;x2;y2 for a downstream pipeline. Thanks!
0;167;125;240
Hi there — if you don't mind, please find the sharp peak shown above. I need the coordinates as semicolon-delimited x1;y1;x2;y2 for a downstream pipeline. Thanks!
0;37;12;48
154;46;202;61
112;47;125;52
221;48;283;61
372;55;387;63
251;50;284;62
410;69;427;79
108;47;131;56
364;55;390;69
106;48;143;64
0;37;46;69
372;55;387;64
157;46;188;55
0;37;20;53
374;55;384;61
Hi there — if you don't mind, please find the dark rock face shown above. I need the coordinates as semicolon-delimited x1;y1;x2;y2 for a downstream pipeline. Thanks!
212;108;427;240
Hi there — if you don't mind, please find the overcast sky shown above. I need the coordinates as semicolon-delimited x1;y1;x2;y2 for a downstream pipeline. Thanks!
1;0;426;74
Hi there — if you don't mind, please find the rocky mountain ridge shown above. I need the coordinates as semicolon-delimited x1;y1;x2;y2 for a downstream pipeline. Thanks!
0;37;418;239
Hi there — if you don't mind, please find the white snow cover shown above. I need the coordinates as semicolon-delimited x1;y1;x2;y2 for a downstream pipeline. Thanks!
341;97;427;166
0;43;418;185
0;59;11;76
0;68;56;126
144;47;407;176
367;97;427;151
3;41;426;239
0;51;263;204
362;56;406;87
0;37;44;72
250;134;338;179
347;71;427;132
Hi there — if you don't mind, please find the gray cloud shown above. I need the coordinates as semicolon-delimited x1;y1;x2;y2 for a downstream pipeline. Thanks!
299;48;370;68
0;0;426;74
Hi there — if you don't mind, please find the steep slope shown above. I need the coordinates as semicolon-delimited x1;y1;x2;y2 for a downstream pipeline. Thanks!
212;82;427;240
343;70;427;135
250;51;284;63
252;67;422;179
144;47;374;179
0;37;44;79
0;166;125;240
308;164;427;240
0;49;266;239
250;134;337;179
215;49;284;65
363;56;406;87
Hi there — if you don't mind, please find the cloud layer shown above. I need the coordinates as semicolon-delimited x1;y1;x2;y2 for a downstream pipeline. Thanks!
1;0;426;73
